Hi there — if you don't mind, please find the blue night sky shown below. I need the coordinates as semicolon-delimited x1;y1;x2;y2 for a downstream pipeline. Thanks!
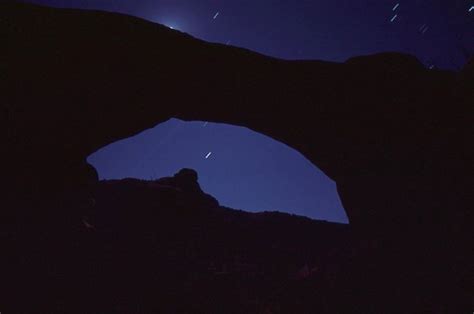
29;0;473;223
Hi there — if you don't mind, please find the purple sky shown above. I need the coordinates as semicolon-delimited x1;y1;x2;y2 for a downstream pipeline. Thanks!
28;0;473;223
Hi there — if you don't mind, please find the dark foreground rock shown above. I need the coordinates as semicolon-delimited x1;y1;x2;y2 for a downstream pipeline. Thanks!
4;169;353;313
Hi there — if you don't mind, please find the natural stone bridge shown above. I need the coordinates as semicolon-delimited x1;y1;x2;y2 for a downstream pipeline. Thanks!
2;1;472;312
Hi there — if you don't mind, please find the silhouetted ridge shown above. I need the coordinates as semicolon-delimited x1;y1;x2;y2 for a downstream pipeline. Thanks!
74;171;352;313
156;168;201;192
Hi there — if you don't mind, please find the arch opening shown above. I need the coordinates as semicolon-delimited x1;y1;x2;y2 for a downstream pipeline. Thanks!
88;118;349;224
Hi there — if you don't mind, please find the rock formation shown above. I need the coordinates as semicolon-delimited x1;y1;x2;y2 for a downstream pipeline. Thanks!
2;1;472;312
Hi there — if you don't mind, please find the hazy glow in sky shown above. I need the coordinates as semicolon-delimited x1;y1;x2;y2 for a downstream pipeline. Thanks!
88;119;349;223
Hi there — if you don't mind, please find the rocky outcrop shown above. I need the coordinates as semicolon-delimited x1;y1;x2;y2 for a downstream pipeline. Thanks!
2;1;472;312
3;166;354;313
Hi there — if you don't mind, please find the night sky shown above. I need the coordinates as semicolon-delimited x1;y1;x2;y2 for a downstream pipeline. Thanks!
29;0;473;223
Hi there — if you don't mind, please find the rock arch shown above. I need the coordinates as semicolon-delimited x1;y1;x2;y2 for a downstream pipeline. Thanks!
3;1;472;311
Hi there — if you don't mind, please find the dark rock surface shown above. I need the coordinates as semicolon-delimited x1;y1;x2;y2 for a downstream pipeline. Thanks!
2;1;472;312
5;169;354;313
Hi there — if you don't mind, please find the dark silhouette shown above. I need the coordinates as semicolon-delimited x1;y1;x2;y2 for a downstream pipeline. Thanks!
2;1;472;313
